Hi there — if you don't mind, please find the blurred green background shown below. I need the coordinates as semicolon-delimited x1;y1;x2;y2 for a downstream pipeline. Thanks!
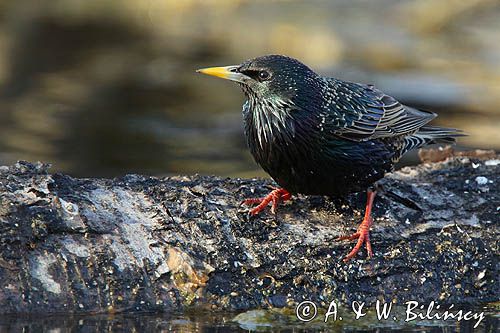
0;0;499;178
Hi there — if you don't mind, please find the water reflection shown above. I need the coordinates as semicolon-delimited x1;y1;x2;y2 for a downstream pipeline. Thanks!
0;310;497;333
0;0;498;178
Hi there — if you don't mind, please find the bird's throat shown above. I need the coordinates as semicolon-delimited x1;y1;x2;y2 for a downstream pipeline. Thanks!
245;96;296;150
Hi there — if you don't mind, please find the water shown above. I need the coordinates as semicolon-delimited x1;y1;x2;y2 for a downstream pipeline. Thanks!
0;308;497;332
0;1;499;178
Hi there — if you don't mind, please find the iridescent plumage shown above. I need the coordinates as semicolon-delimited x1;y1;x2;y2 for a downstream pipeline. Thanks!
198;54;462;261
237;55;461;195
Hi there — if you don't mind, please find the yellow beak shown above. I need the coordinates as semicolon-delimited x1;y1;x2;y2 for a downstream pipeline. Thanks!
196;65;246;83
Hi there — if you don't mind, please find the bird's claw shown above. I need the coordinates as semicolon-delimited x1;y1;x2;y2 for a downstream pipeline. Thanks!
242;188;291;215
337;216;373;262
336;190;377;262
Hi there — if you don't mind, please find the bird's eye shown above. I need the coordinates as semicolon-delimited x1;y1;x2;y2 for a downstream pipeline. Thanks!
258;71;271;81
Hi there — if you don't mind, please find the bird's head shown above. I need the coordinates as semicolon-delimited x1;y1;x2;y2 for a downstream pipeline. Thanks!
197;55;322;108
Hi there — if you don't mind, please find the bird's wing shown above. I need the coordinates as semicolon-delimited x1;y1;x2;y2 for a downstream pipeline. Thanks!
322;79;436;141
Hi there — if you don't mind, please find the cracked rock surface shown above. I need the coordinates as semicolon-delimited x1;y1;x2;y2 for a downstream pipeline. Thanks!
0;153;498;314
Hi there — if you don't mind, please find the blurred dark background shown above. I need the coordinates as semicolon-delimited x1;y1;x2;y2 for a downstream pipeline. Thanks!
0;0;499;178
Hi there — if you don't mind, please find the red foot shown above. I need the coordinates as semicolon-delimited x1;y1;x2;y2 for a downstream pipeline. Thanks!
242;188;291;215
337;190;376;262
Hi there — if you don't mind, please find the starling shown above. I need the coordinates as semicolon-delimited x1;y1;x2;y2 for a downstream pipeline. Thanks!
197;55;462;261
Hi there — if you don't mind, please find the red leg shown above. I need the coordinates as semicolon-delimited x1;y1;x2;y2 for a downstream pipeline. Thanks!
337;190;376;262
243;188;291;215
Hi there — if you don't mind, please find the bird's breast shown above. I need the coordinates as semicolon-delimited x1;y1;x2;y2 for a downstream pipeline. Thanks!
243;102;393;195
243;100;323;189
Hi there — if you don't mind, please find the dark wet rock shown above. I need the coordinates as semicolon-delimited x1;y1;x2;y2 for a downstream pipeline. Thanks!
0;152;498;314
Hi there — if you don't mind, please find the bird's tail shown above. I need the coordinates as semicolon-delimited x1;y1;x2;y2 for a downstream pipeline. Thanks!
402;125;465;154
416;125;465;143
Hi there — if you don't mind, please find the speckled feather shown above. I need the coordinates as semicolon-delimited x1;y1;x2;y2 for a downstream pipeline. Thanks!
238;55;462;196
